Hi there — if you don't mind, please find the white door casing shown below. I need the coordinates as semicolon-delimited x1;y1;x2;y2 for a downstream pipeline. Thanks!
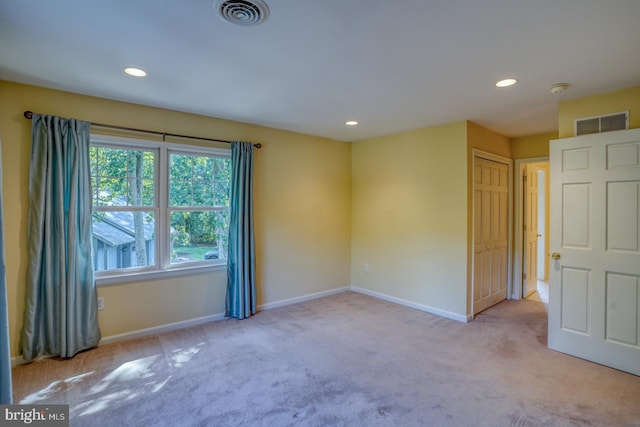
524;164;540;298
549;128;640;376
536;167;548;281
473;154;510;315
513;158;549;300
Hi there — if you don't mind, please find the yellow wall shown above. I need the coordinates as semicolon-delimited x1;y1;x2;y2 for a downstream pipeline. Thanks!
559;86;640;138
511;132;557;159
0;81;352;357
351;121;469;318
467;121;512;159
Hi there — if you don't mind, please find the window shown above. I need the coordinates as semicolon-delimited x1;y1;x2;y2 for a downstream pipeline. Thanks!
90;135;231;281
168;152;231;265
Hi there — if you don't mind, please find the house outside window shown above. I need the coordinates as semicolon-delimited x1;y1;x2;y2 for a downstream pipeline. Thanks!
90;135;231;282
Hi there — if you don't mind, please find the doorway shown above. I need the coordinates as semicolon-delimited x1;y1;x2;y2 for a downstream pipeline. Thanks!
513;158;549;302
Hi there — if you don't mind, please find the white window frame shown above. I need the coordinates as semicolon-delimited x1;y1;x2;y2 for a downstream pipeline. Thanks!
91;134;231;285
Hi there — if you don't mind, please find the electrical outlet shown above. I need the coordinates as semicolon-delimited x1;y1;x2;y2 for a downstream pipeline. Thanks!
364;264;369;273
97;296;105;311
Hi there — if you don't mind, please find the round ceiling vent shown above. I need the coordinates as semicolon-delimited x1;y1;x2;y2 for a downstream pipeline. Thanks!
214;0;270;26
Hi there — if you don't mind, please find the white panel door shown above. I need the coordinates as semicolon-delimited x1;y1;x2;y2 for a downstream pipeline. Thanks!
473;157;509;315
549;128;640;376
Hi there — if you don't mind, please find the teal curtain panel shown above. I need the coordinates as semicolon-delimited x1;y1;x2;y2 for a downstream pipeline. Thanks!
225;141;256;319
20;114;101;361
0;141;13;404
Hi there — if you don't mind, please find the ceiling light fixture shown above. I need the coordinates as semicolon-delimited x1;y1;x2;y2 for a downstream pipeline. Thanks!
496;78;517;87
124;67;147;77
345;121;359;126
550;83;569;94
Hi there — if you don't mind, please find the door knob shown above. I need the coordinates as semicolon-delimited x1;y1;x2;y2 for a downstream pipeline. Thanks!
551;252;561;260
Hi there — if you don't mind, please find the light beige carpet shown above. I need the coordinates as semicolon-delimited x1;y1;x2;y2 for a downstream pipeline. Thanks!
11;291;640;426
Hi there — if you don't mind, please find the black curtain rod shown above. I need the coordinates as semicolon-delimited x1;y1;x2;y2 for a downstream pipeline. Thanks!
23;111;261;149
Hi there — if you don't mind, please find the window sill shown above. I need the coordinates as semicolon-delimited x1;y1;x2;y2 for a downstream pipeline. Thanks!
95;262;227;286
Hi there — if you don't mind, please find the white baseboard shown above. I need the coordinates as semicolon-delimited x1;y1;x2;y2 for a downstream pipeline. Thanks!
258;286;350;311
11;313;227;366
350;286;470;323
98;286;350;347
99;312;227;346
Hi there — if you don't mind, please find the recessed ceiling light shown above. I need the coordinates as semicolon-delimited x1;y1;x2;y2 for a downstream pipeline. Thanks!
496;78;517;87
345;121;359;126
124;67;147;77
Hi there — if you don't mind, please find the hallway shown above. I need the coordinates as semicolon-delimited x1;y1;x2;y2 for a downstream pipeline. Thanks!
526;280;549;304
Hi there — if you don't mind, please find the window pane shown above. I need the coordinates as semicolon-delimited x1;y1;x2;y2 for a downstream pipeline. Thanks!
95;178;126;206
170;210;229;264
91;146;155;206
92;211;156;271
214;158;231;206
169;154;192;182
170;154;193;206
193;179;214;206
169;153;229;208
193;156;214;182
214;181;230;206
169;179;193;206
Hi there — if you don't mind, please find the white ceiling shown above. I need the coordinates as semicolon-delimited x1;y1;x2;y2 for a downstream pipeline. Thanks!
1;0;639;142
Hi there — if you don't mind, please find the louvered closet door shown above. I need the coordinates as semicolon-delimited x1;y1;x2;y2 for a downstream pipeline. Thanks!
549;128;640;376
473;157;509;315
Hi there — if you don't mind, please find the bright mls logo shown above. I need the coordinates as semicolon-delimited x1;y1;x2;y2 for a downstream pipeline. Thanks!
0;405;68;426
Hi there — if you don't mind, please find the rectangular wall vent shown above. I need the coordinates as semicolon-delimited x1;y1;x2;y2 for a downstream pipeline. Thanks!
575;111;628;136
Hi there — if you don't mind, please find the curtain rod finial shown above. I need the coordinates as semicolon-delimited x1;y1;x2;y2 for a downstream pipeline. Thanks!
24;111;33;119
